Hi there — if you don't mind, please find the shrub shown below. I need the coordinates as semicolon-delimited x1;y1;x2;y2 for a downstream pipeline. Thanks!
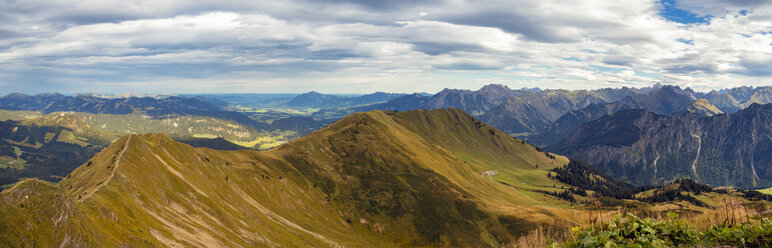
566;213;698;247
565;212;772;247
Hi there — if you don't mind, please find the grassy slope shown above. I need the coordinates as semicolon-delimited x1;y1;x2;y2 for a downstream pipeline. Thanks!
683;98;724;116
0;109;704;246
757;187;772;195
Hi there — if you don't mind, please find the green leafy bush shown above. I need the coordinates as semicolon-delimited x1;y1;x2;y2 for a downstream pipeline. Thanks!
702;219;772;247
565;213;772;248
567;213;698;247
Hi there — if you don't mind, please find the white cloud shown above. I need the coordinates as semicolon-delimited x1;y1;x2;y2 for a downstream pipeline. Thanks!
0;0;770;93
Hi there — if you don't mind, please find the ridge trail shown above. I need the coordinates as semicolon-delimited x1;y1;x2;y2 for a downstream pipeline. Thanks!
79;134;132;202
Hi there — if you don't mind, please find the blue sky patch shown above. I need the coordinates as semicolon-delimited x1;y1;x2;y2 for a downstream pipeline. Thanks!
659;0;711;24
677;38;694;45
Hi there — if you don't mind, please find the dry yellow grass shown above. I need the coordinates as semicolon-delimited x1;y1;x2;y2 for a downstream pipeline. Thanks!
504;225;572;248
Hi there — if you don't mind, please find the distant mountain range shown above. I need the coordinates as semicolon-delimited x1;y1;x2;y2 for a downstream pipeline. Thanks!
357;84;640;135
0;93;264;130
349;84;772;150
703;86;772;113
0;92;332;141
284;91;409;108
529;85;698;145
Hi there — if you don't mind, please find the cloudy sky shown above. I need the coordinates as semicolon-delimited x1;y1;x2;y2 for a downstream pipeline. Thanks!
0;0;771;94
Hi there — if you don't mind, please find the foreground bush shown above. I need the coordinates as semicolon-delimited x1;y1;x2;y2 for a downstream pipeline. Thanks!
565;213;772;247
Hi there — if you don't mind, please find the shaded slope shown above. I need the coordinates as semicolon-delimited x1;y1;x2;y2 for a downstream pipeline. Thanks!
0;120;104;185
175;137;246;151
553;103;772;188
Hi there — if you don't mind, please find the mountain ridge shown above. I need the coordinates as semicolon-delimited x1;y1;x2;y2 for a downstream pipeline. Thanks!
2;109;581;246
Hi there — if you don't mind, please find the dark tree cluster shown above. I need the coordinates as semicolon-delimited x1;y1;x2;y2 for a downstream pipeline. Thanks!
538;189;576;202
640;188;706;207
740;190;772;201
550;159;644;199
550;158;767;207
569;186;587;197
671;178;713;194
713;188;772;201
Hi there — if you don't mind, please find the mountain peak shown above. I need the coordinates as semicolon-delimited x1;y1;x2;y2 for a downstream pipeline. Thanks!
36;92;64;97
302;91;323;96
478;84;512;93
2;93;30;98
58;133;136;200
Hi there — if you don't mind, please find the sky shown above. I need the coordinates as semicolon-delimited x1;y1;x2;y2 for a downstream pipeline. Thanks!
0;0;771;94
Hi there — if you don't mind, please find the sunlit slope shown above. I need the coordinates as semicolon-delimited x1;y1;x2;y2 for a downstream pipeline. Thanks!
2;109;580;247
25;111;263;145
58;133;374;247
680;98;723;116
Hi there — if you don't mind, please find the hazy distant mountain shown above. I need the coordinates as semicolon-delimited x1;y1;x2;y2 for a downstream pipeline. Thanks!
478;87;639;134
73;92;179;99
353;93;430;112
552;103;772;188
0;92;68;110
0;93;268;130
350;92;409;106
530;86;696;145
422;84;524;115
284;91;341;108
284;91;407;108
0;93;214;115
703;86;772;113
